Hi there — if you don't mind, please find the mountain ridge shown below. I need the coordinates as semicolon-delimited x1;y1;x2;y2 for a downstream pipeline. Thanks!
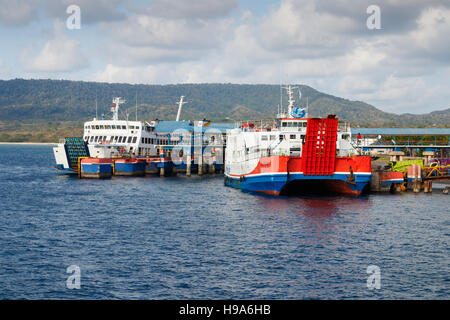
0;79;448;127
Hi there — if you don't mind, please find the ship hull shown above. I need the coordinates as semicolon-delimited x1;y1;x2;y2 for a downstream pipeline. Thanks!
225;156;372;196
114;159;146;176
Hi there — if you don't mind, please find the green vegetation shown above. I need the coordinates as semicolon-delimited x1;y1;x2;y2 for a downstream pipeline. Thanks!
0;79;449;142
0;120;83;143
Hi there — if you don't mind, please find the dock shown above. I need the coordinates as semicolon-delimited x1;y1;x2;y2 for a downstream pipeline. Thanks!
57;124;450;195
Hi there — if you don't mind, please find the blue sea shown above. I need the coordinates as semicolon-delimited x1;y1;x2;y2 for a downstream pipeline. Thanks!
0;144;448;299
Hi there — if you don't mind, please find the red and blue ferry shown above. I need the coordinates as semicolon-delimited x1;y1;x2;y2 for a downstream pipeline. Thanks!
224;85;372;196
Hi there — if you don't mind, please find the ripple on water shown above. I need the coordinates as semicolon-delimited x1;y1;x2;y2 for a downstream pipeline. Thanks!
0;145;448;299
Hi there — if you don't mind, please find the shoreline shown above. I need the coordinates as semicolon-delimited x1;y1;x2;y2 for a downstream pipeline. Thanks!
0;142;56;145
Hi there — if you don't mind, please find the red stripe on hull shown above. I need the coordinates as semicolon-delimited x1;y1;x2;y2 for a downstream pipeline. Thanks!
228;156;372;177
380;171;404;181
81;158;113;164
255;190;281;196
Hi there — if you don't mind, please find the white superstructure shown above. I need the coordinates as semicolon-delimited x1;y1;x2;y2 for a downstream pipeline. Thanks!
83;97;158;158
225;86;357;176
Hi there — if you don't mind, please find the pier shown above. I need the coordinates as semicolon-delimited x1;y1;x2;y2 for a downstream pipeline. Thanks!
57;123;450;195
352;128;450;158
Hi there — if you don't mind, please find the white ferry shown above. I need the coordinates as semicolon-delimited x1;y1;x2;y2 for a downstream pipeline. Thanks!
224;86;373;196
54;97;159;171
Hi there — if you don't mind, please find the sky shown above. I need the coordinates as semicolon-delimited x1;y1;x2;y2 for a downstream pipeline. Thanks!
0;0;450;114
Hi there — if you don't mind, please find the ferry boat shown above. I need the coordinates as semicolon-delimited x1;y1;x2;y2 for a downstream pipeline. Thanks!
53;97;159;171
224;86;372;196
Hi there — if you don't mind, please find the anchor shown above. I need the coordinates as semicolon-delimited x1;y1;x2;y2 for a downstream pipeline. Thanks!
346;166;356;186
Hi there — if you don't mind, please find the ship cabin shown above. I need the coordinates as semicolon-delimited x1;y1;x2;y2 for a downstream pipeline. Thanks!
279;118;308;132
83;119;158;157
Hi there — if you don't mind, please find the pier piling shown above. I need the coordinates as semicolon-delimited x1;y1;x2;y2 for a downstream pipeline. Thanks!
186;155;191;177
198;154;203;176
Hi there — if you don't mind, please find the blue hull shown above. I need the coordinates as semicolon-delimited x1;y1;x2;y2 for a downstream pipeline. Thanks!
80;163;113;178
224;172;371;196
114;162;145;176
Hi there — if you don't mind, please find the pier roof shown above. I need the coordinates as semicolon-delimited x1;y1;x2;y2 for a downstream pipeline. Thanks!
351;128;450;136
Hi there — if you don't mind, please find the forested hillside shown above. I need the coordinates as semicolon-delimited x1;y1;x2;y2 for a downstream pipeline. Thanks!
0;79;449;127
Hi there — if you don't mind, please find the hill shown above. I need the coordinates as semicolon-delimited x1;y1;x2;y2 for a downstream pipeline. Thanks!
0;79;449;128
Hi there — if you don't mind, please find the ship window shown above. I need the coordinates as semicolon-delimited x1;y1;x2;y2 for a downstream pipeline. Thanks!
132;137;137;143
106;125;111;129
96;125;99;129
280;135;284;140
99;125;104;129
270;135;276;140
90;136;94;142
290;134;296;139
282;122;287;127
111;125;116;129
303;122;307;127
94;136;98;142
261;135;268;141
142;138;145;143
127;136;132;143
130;126;134;129
118;137;122;143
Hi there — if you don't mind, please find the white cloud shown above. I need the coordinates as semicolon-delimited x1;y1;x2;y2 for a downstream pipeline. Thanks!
24;21;88;73
130;0;238;19
2;0;450;113
109;15;233;50
0;0;38;26
259;0;357;57
410;6;450;60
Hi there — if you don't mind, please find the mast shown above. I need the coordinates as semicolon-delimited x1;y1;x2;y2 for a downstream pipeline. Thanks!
176;96;187;122
111;97;125;121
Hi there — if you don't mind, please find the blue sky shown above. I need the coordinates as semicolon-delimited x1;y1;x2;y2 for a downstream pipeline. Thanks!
1;0;450;114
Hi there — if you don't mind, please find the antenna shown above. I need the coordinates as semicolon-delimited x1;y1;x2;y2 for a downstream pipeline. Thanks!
135;91;138;121
279;84;284;116
111;97;125;121
176;96;187;122
306;97;309;118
